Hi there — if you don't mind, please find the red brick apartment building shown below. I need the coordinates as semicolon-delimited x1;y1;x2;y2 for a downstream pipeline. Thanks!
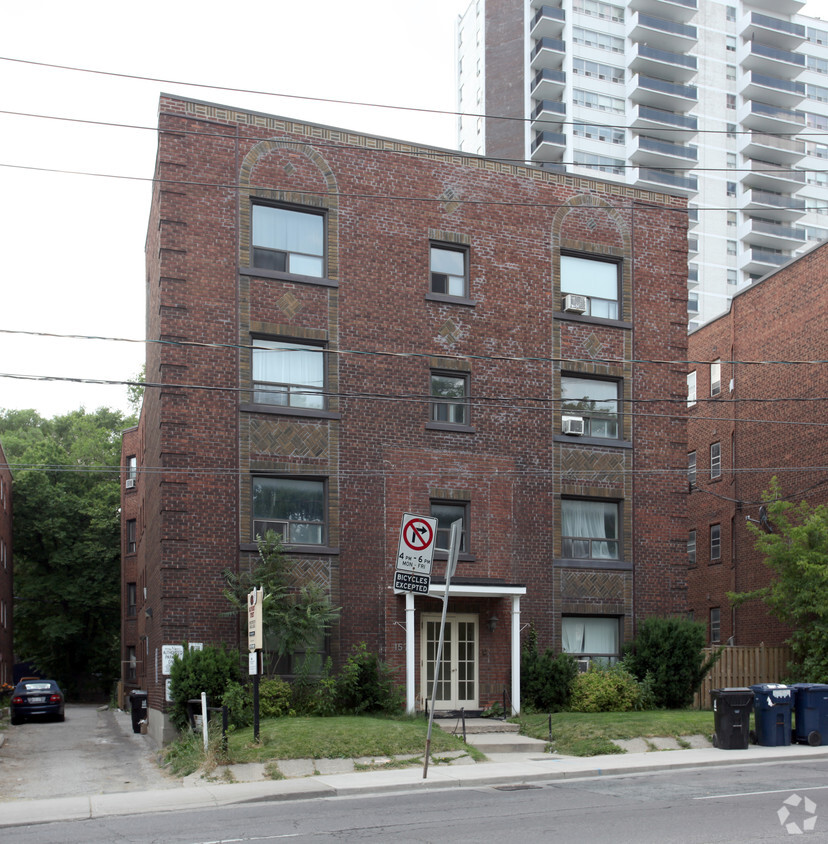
0;441;12;687
687;241;828;648
122;94;689;742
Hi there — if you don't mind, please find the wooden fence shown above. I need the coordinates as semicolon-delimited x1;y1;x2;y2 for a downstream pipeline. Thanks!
694;645;792;709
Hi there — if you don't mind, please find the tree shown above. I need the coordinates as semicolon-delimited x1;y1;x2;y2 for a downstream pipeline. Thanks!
730;478;828;680
0;407;135;696
222;531;339;673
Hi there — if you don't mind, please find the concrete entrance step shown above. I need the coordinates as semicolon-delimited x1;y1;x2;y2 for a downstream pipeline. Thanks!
434;717;520;735
434;717;548;755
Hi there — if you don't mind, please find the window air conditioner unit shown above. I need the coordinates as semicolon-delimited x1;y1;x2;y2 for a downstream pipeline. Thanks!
563;294;588;314
125;478;136;490
562;415;585;436
576;658;590;673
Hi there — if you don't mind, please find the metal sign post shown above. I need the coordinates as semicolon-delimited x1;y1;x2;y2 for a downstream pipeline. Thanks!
247;588;263;742
423;519;461;779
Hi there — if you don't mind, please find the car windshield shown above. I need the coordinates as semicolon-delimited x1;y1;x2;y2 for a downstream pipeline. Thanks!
23;683;53;691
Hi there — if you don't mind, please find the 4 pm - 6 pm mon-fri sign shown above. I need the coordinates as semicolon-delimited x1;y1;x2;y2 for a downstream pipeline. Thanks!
394;513;438;594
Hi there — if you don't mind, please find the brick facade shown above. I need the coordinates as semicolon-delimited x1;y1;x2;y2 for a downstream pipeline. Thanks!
122;95;688;742
687;241;828;647
0;442;12;687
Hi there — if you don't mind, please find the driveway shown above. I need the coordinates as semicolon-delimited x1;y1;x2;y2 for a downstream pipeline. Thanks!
0;703;178;801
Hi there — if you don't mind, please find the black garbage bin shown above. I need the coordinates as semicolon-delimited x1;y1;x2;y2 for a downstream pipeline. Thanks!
791;683;828;746
711;687;754;749
750;683;792;746
129;689;148;734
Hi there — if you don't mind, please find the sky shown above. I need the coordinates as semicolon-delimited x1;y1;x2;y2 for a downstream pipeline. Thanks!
1;0;827;419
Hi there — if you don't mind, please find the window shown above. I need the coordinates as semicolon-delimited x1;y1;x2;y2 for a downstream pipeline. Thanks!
727;211;737;228
711;359;721;396
572;88;625;114
572;26;624;53
572;58;624;84
561;499;620;560
726;65;736;82
727;182;736;197
127;583;137;617
726;6;736;22
573;122;625;145
126;645;137;682
727;269;738;285
252;477;325;545
126;519;137;554
726;153;737;170
431;501;468;552
562;616;620;665
127;455;137;482
687;371;696;407
561;254;619;319
430;371;469;425
430;245;467;297
710;607;721;644
252;339;325;409
726;94;736;110
710;524;721;561
688;451;696;486
573;151;625;175
726;35;736;52
251;205;324;277
727;124;737;140
727;240;737;256
710;442;722;479
688;530;697;565
561;376;619;438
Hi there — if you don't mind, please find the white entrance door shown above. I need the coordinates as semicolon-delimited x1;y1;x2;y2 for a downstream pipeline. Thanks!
421;613;478;710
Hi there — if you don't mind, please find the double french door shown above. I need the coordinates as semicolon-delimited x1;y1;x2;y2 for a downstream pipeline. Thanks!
421;613;478;710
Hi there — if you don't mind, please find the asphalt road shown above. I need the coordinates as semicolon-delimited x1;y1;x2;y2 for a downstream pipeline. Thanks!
4;757;828;842
0;703;176;801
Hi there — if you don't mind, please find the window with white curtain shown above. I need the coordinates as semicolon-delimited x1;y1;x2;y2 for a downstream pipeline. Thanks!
561;499;620;559
561;254;620;319
562;616;620;664
252;340;325;409
251;205;324;277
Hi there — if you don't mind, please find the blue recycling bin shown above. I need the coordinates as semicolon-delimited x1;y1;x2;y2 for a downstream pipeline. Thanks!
711;688;754;749
791;683;828;746
750;683;792;746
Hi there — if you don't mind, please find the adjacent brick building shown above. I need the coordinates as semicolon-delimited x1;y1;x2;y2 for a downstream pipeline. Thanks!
687;240;828;647
0;441;12;688
122;94;689;743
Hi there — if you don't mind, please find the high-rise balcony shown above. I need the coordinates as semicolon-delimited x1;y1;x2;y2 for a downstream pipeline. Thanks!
742;247;792;275
739;100;806;134
628;74;697;112
530;98;566;132
743;188;806;221
629;0;697;24
531;68;566;101
628;134;698;168
738;41;805;78
741;158;805;192
530;0;561;9
738;217;806;250
530;36;565;70
741;72;805;109
629;103;698;142
531;130;567;162
530;5;565;40
635;167;698;195
628;43;697;83
739;131;805;166
628;11;697;53
740;12;805;51
739;0;804;11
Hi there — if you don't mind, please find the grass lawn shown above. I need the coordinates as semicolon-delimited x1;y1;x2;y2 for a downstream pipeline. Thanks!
518;709;715;757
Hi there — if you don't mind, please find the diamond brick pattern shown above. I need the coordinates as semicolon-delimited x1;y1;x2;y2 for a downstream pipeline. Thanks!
560;448;626;483
277;292;303;319
249;418;329;458
439;319;460;346
561;570;625;602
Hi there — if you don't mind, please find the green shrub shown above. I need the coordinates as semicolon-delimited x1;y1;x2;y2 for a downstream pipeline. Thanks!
259;677;294;718
168;645;240;731
521;625;577;712
569;664;641;713
623;617;721;709
221;681;252;728
335;642;404;715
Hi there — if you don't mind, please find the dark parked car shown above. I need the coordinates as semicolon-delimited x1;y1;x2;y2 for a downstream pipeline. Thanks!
10;679;65;724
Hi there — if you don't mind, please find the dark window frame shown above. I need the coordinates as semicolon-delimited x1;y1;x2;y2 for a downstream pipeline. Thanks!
251;336;327;410
430;370;470;427
710;523;721;561
429;242;469;299
710;441;722;480
688;451;697;486
126;582;137;617
688;530;697;565
250;202;326;279
561;497;622;561
252;476;327;547
561;373;621;439
126;519;137;554
430;500;469;553
560;250;622;321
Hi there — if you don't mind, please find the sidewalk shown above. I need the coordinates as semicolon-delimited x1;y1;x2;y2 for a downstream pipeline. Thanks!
3;723;828;829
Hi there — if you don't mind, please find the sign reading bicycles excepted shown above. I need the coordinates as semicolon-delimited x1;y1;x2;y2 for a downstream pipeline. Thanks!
396;513;438;578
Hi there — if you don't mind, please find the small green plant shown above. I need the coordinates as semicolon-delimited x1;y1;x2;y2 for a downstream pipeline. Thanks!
335;643;404;715
260;677;294;718
569;663;641;713
221;681;253;728
521;624;577;712
168;644;241;731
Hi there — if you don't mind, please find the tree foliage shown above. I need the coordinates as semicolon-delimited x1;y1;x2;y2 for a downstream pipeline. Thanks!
624;616;720;708
730;478;828;680
520;624;577;712
168;644;240;730
0;407;135;696
222;531;339;668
